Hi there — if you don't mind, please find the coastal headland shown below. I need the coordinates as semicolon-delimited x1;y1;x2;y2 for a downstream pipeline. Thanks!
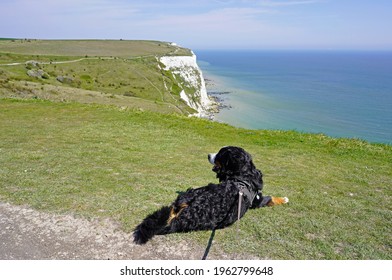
0;39;216;117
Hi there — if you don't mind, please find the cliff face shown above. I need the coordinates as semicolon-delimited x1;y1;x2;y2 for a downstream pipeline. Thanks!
159;52;212;117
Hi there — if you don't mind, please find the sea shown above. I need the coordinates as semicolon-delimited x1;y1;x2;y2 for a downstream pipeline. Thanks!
195;50;392;145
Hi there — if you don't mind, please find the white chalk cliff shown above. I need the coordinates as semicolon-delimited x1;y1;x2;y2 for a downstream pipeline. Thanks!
159;52;212;117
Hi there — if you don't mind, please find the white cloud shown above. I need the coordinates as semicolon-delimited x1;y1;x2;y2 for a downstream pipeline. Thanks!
0;0;142;39
258;0;324;6
126;6;306;49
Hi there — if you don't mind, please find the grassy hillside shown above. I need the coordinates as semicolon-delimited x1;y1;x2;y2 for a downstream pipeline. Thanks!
1;99;390;259
0;40;196;115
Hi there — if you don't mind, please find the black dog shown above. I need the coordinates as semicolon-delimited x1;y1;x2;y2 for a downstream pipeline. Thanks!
133;146;288;244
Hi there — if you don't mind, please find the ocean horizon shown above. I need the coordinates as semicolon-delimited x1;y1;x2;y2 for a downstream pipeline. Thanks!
196;50;392;144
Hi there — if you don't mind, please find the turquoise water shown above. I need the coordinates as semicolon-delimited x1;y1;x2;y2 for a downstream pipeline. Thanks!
196;50;392;144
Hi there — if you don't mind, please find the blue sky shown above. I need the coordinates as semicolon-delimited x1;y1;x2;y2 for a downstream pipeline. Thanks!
1;0;391;50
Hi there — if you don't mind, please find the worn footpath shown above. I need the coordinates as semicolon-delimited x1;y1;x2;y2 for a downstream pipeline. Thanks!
0;202;253;260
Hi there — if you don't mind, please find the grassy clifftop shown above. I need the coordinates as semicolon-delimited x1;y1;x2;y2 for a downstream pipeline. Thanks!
0;40;197;115
0;99;391;259
0;39;192;57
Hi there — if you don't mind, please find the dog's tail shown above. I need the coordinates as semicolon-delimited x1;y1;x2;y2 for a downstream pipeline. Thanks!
133;206;171;245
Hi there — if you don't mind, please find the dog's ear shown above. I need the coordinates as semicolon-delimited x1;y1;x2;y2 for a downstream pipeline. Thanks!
217;147;245;171
233;149;263;191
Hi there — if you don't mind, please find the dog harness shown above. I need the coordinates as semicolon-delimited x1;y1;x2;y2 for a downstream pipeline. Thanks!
236;181;257;206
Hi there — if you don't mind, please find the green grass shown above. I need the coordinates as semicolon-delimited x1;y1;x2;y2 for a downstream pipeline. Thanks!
1;99;391;259
0;39;192;57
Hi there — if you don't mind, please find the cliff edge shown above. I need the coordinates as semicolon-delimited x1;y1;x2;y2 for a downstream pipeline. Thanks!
159;51;213;118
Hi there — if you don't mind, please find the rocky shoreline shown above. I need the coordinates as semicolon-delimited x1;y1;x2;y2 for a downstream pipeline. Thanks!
203;78;232;120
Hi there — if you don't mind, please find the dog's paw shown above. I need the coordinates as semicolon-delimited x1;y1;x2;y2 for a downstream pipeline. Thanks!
267;196;289;206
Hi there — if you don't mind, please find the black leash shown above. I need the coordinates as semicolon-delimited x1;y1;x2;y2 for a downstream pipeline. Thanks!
201;228;216;260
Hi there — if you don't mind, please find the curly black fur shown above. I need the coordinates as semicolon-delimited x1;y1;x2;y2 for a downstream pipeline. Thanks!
133;146;271;244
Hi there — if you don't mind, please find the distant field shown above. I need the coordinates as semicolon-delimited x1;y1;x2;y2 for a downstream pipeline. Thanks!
0;39;192;57
0;40;195;114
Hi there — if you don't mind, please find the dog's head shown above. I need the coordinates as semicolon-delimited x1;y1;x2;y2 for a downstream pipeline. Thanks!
208;146;263;190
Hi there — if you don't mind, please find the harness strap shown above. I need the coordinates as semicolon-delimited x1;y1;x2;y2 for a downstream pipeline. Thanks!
237;191;243;234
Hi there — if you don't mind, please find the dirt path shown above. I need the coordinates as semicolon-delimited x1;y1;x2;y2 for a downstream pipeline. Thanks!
0;202;250;260
0;57;97;66
0;55;154;67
